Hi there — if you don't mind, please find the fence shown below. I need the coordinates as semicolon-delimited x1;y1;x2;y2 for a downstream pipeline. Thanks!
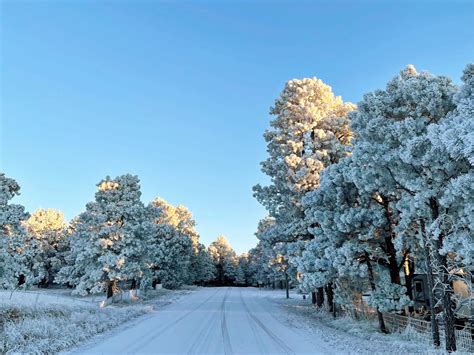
351;306;474;352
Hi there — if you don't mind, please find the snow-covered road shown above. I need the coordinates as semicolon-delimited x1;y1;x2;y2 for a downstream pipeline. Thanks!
77;287;330;354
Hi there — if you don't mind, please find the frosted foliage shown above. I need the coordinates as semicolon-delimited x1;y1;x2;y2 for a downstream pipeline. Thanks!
253;77;354;248
234;264;246;285
296;66;460;308
368;272;411;312
0;173;31;289
57;175;154;295
387;65;473;270
246;242;274;285
208;235;239;284
298;158;407;306
194;243;216;283
349;65;455;256
350;65;456;197
151;198;199;250
25;209;68;286
149;198;195;287
456;63;474;118
432;64;474;264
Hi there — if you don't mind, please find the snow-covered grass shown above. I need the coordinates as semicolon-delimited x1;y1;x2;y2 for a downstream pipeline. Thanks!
0;287;193;354
260;289;447;354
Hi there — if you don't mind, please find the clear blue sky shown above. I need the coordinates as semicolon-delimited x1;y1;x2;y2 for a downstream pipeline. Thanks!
1;0;473;253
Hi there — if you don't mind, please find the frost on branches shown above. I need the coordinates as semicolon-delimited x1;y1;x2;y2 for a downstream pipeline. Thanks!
148;197;205;289
57;174;153;296
252;77;355;296
0;173;31;289
248;64;473;347
300;158;409;312
253;77;355;243
208;235;240;286
431;64;474;265
25;208;68;288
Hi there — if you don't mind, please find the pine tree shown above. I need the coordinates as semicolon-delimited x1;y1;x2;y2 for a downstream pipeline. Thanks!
148;198;194;289
393;64;473;351
253;77;354;244
0;173;33;289
25;208;68;287
208;235;238;285
350;65;458;348
247;242;272;287
194;243;216;285
57;174;152;297
253;76;354;301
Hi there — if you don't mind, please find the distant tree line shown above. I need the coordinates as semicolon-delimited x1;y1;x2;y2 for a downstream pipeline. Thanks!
0;173;251;298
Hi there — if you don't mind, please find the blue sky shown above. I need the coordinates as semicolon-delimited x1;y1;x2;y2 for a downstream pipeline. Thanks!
1;0;473;253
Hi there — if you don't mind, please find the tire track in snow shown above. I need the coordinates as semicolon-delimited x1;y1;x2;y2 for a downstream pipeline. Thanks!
124;288;220;353
187;287;232;355
221;287;233;355
186;292;221;354
186;311;218;354
240;289;295;355
239;288;267;354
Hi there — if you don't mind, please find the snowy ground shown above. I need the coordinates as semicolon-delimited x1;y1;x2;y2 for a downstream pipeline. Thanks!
263;289;444;355
0;287;191;354
70;287;442;355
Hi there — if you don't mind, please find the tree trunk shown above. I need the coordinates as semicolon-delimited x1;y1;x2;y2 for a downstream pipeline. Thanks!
429;198;456;352
381;196;402;285
316;287;324;308
365;252;388;334
311;291;317;305
385;236;401;284
326;283;334;313
420;222;440;347
440;254;456;352
106;280;115;299
130;279;137;290
285;272;289;299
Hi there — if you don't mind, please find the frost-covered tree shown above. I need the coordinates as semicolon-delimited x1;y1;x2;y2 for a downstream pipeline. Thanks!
0;173;32;289
208;235;239;285
253;77;354;245
25;208;68;287
57;175;153;297
391;65;473;351
148;198;194;289
253;217;298;292
193;243;216;284
429;64;474;265
301;158;409;330
234;263;247;286
253;77;354;301
148;198;207;284
246;242;273;286
151;198;199;250
350;65;456;279
237;253;256;286
350;65;458;348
